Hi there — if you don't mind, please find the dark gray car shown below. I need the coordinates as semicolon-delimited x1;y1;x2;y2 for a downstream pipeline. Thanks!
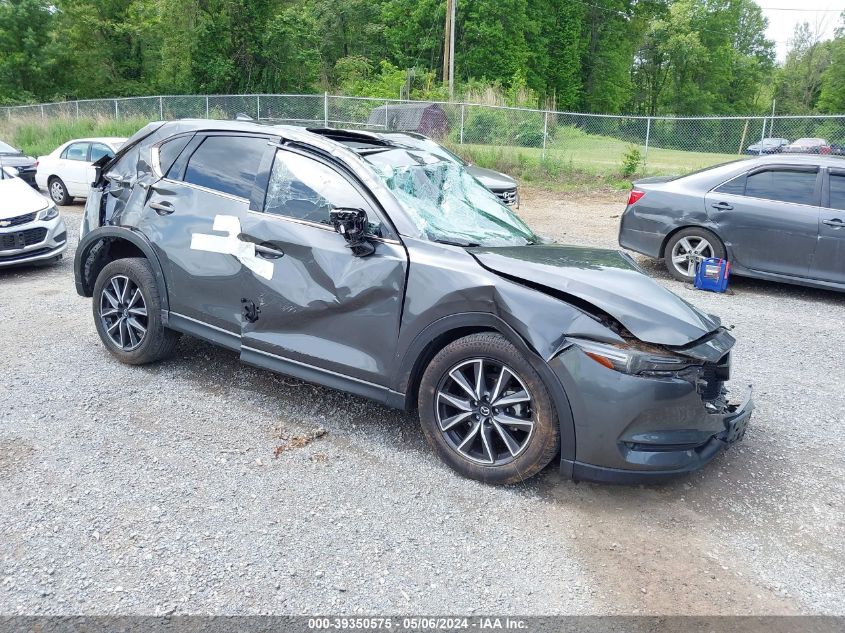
619;154;845;290
74;120;752;484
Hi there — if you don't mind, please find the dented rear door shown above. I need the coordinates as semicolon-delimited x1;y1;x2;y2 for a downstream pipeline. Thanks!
142;132;278;335
237;146;408;386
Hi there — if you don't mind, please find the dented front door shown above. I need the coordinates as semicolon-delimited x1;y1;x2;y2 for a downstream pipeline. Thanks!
237;147;408;386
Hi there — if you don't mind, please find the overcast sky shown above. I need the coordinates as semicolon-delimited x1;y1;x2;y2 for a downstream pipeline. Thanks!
755;1;844;61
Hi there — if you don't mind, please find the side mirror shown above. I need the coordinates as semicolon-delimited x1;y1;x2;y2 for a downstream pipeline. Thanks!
330;208;375;257
2;166;19;178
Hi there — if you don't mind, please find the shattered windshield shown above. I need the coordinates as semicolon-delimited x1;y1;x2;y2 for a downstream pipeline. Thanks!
364;148;536;246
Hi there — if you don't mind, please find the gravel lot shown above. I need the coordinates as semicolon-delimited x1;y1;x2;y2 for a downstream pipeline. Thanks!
1;190;843;616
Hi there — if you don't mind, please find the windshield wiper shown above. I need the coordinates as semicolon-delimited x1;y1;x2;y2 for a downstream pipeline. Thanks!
433;238;480;247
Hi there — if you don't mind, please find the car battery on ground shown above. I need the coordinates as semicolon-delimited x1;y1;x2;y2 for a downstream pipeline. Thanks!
694;257;731;292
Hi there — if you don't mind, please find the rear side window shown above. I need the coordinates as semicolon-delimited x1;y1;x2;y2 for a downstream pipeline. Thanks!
263;150;373;226
183;136;267;199
745;169;817;206
158;135;192;177
715;175;745;195
62;142;90;161
89;143;114;162
830;173;845;211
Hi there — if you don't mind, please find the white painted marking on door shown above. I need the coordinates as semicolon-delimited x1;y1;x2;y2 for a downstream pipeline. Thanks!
190;214;274;280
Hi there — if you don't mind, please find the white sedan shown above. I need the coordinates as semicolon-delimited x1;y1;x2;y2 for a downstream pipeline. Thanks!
36;137;126;205
0;166;67;267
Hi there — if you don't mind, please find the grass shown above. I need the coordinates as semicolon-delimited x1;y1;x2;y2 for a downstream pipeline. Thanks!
0;116;150;158
1;115;744;191
447;128;742;191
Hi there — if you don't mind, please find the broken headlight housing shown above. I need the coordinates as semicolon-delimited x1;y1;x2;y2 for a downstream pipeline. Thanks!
569;337;699;376
37;202;58;221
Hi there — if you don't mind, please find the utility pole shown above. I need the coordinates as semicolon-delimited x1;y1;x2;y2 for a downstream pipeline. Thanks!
443;0;456;99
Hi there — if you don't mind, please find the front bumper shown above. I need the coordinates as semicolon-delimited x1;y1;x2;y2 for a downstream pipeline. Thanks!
0;216;68;267
550;345;753;484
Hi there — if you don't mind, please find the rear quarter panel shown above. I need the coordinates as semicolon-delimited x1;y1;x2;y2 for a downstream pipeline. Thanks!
620;187;713;257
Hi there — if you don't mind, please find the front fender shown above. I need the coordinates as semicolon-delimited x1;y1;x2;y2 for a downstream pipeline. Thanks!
392;311;577;467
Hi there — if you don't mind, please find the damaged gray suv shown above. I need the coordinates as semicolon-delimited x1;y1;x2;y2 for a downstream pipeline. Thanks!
74;120;753;484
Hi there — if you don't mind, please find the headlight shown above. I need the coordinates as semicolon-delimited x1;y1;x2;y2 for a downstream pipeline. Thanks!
569;337;699;375
37;203;58;221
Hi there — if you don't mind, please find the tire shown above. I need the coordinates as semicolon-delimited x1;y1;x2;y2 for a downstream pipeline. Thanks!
664;227;726;282
418;333;560;485
48;177;72;205
92;257;179;365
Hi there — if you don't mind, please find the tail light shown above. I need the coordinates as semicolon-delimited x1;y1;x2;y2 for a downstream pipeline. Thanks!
34;160;39;168
627;189;645;206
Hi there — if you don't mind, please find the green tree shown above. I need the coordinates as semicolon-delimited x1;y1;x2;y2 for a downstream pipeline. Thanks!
632;0;774;115
54;0;162;98
455;0;532;89
773;22;832;113
818;12;845;113
0;0;68;103
526;0;585;108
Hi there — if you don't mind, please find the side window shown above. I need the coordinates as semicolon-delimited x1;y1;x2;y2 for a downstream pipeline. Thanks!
830;173;845;211
63;142;90;161
715;175;745;195
89;143;114;163
183;135;267;199
158;135;192;177
264;150;374;227
745;169;817;205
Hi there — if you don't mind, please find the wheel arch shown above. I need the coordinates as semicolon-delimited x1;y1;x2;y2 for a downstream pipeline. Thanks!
74;227;170;314
659;223;726;258
393;312;576;466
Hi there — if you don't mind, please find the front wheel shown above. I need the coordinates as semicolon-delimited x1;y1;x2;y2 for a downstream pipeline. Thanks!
418;333;560;484
664;227;726;282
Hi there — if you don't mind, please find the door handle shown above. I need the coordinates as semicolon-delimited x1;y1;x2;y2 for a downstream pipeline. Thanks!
149;200;175;215
711;202;733;211
254;243;285;259
822;218;844;228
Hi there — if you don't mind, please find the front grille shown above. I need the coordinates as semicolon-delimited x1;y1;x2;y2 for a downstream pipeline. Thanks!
699;353;730;402
699;364;723;401
495;188;518;205
0;227;48;251
0;247;52;262
0;211;37;227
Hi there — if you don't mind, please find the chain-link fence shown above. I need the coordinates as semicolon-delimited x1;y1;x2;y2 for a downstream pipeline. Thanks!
3;94;844;175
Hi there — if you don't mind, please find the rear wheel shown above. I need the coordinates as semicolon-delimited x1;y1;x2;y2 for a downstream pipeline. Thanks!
48;177;72;205
418;333;560;484
92;258;179;365
664;227;726;282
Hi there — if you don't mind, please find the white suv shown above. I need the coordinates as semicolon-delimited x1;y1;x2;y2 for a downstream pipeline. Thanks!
36;137;125;205
0;166;67;267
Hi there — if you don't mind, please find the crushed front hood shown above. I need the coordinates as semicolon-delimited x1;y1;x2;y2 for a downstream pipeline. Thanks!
469;244;721;346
